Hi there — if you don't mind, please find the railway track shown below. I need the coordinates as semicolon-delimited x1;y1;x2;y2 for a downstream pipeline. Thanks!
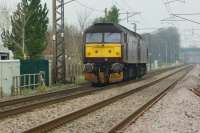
108;68;190;133
22;65;192;133
0;65;181;119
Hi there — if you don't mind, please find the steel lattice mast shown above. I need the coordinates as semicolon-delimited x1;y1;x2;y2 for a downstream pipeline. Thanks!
52;0;66;83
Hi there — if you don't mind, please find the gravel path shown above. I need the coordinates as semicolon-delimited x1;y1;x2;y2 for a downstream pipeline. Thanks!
0;67;184;133
125;65;200;133
50;69;187;133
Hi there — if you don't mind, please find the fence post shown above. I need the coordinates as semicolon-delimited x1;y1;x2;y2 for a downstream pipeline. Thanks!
18;76;21;95
75;64;78;85
16;76;19;95
69;64;72;83
33;74;36;89
72;64;76;83
22;75;26;95
28;74;31;89
0;87;2;97
39;71;45;86
12;77;15;96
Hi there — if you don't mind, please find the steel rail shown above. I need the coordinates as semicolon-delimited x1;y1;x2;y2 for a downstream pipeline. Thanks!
0;80;144;119
108;68;191;133
0;65;181;119
23;66;192;133
191;88;200;97
0;74;154;119
0;83;91;108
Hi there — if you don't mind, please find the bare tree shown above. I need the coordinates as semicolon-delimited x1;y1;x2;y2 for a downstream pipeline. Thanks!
77;10;92;34
64;25;82;63
142;27;180;66
0;2;11;31
0;1;11;45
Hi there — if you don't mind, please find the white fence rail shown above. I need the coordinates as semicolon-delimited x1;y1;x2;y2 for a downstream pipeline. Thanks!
12;72;45;95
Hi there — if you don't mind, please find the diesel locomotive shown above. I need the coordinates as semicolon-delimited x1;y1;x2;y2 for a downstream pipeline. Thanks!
82;23;148;84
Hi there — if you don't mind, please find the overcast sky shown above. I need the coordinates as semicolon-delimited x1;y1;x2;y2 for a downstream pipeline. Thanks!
1;0;200;47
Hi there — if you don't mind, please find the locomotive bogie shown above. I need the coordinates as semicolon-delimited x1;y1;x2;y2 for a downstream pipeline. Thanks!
84;71;123;84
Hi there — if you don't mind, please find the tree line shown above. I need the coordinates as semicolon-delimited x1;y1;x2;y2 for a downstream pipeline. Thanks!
1;0;48;59
142;27;180;66
0;2;181;65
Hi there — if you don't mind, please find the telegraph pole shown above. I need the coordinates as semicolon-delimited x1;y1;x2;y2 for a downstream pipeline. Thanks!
52;0;66;83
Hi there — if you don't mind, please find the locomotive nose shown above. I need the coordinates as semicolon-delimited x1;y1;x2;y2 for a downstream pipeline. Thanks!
85;43;122;59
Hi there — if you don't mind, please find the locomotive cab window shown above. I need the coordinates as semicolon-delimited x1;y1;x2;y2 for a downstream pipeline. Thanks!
104;33;121;43
86;33;103;43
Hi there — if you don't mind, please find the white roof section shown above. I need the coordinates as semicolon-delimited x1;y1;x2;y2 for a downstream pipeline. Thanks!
0;43;9;52
0;43;14;59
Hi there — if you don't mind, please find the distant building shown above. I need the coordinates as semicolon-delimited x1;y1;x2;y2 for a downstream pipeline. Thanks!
180;48;200;64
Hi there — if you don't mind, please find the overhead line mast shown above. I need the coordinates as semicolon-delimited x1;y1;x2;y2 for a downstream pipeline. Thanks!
52;0;75;83
52;0;65;83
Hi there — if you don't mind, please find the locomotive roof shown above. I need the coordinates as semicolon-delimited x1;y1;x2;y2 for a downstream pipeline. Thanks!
85;23;142;38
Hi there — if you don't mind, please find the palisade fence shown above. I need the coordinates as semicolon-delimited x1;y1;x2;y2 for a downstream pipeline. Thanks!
12;72;45;96
44;55;85;84
66;63;84;84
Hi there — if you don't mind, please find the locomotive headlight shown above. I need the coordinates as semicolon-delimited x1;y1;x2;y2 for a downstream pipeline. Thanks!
87;52;91;56
108;50;112;53
105;58;108;61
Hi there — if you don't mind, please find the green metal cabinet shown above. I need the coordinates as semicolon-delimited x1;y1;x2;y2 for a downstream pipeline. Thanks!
20;59;49;86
